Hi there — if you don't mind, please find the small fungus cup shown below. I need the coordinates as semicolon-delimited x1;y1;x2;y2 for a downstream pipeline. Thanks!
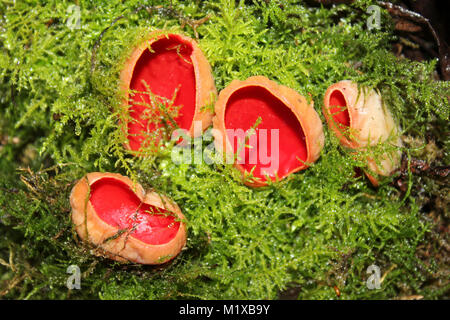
70;172;187;264
120;31;217;152
323;80;403;186
213;76;324;187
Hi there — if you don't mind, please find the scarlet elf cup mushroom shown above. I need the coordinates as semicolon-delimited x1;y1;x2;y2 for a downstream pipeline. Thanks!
322;80;403;186
70;172;187;264
120;31;217;151
213;76;325;187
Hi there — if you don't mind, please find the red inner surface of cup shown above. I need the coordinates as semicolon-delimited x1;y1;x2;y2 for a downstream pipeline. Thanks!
89;178;180;245
128;34;196;151
224;86;307;181
329;90;350;128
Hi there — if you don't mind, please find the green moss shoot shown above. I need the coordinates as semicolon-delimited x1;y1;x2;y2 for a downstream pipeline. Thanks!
0;0;449;299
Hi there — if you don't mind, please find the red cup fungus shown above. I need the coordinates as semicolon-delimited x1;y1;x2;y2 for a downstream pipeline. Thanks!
213;76;324;187
120;31;217;151
70;172;187;264
323;80;403;186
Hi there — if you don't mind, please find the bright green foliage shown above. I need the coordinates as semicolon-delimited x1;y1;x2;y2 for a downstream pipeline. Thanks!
0;0;449;299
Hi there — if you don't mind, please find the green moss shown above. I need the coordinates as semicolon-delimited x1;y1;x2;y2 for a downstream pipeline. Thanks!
0;0;449;299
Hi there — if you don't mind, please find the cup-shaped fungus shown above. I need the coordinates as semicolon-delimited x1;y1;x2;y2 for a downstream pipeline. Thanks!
323;80;403;186
213;76;324;187
70;172;187;264
120;31;216;152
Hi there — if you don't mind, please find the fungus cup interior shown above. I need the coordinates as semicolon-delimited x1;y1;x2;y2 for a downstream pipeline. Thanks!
89;178;180;245
127;34;196;151
224;86;307;181
328;90;350;129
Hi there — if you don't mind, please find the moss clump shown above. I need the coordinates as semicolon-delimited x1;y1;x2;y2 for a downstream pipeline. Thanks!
0;0;449;299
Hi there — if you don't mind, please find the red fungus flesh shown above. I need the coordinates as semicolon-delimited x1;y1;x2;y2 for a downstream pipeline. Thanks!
89;178;180;245
128;35;196;151
329;90;350;128
224;86;307;181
